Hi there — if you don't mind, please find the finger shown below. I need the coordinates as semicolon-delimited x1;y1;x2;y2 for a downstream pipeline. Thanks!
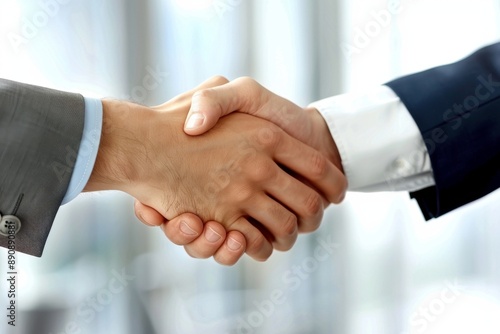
182;221;226;259
227;216;273;262
184;77;271;135
134;200;165;226
245;194;298;252
265;169;325;234
213;230;246;266
271;131;347;204
161;213;205;245
152;75;229;109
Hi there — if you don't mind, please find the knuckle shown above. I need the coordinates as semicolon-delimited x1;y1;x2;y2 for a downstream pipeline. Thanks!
254;248;273;262
235;76;257;87
279;213;298;238
193;88;213;100
254;126;282;153
336;191;346;203
248;158;276;182
246;232;268;256
274;233;297;251
309;151;328;179
304;192;323;218
235;76;272;113
264;126;281;147
331;177;348;203
299;213;323;233
230;184;255;204
209;75;229;85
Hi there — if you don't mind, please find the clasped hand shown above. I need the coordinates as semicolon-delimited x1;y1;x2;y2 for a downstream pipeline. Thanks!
86;76;347;265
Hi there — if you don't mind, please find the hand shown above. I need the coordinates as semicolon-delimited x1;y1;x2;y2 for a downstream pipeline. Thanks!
184;77;343;171
84;79;346;262
136;77;347;263
133;76;248;265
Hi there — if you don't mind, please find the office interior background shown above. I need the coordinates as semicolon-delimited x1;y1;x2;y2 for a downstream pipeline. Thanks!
1;0;500;333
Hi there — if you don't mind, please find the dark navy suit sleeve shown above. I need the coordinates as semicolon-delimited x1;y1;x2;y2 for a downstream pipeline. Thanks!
386;43;500;220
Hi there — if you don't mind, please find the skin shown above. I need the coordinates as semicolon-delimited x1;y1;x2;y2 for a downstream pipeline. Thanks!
84;77;346;263
133;77;248;264
134;77;346;265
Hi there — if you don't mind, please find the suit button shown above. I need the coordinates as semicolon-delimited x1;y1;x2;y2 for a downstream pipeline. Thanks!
0;215;21;237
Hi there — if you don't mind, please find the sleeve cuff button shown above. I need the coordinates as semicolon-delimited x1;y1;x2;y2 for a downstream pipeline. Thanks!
0;215;21;237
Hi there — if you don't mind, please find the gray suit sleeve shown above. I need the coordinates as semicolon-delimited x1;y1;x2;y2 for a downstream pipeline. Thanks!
0;79;85;256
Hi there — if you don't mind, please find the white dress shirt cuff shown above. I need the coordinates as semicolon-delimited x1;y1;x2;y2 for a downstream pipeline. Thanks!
309;85;435;192
61;97;103;204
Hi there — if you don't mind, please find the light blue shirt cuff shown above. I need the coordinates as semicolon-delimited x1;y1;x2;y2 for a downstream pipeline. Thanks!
61;97;103;205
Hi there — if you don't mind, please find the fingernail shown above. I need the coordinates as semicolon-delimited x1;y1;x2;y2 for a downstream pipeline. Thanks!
180;221;198;236
205;227;222;243
185;113;205;129
227;237;242;251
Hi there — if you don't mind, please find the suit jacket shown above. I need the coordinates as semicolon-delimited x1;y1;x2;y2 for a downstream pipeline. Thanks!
0;79;84;256
387;43;500;219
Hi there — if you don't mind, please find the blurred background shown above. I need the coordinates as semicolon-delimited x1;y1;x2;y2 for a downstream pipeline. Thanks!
1;0;500;333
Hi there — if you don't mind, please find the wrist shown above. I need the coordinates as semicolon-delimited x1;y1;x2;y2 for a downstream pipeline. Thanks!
84;99;153;193
306;106;344;174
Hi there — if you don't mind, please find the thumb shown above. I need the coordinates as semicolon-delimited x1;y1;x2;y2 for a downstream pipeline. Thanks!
184;77;268;136
151;75;229;111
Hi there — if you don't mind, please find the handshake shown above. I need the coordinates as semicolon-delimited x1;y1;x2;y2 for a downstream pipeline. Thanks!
84;76;347;265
